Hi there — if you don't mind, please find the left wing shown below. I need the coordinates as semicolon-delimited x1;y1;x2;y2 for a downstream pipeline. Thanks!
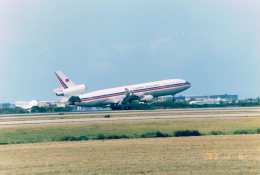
121;88;140;104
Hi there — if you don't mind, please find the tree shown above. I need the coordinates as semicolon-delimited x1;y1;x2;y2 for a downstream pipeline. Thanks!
189;97;196;101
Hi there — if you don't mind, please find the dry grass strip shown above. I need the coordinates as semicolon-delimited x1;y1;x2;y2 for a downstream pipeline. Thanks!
0;134;259;174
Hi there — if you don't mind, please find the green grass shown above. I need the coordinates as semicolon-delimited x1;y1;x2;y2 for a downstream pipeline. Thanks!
0;118;259;144
58;135;89;141
233;129;249;134
174;130;201;137
211;130;224;135
97;134;106;140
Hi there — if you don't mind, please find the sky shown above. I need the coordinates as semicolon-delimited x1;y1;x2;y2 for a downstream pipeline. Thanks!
0;0;259;103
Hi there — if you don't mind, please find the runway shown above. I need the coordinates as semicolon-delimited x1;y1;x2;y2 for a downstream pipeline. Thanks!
0;107;259;127
1;107;260;119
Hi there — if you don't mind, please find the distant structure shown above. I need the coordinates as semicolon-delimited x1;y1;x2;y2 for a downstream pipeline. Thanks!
159;94;238;101
0;103;12;108
189;100;220;105
182;94;238;101
15;100;39;109
15;100;64;109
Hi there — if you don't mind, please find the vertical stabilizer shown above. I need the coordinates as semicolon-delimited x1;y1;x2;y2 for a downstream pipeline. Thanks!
54;71;77;89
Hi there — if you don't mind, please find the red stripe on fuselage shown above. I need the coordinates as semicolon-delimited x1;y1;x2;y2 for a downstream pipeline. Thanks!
80;83;189;103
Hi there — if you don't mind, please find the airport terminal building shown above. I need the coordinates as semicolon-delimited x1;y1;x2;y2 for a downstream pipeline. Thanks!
0;103;12;108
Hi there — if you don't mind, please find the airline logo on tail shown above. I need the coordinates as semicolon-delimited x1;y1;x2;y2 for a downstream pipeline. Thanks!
54;71;76;89
53;71;87;97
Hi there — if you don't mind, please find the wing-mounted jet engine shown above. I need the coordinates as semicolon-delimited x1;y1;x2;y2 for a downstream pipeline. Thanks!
111;88;155;110
123;88;154;104
139;95;154;103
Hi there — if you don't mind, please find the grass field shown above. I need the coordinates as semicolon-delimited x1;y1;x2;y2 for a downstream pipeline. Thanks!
0;135;259;174
0;117;259;174
0;118;259;144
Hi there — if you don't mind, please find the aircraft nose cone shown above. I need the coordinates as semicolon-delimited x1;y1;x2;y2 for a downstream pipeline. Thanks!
186;81;191;89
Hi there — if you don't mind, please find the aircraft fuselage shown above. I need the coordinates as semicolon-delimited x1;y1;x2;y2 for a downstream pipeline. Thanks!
61;79;191;107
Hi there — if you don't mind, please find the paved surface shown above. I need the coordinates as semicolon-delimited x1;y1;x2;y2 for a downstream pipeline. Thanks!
0;107;260;120
0;108;259;127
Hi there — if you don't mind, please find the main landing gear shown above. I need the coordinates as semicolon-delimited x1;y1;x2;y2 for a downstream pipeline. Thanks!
110;105;132;110
111;106;122;110
123;106;132;110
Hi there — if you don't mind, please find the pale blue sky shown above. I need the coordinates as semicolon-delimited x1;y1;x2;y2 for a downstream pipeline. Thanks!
0;0;259;103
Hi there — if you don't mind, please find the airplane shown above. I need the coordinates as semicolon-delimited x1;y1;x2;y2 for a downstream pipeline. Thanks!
53;71;191;110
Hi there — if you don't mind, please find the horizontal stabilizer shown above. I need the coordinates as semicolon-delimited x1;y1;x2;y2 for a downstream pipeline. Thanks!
53;87;63;94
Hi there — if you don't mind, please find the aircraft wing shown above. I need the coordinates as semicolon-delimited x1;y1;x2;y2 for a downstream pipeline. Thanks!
121;88;140;104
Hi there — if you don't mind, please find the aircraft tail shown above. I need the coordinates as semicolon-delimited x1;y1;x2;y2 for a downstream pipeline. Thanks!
54;71;77;89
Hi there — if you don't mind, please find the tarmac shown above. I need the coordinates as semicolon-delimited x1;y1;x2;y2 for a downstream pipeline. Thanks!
0;107;259;127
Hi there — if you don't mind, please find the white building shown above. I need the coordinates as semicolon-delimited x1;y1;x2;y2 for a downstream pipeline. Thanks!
189;101;220;105
15;100;39;109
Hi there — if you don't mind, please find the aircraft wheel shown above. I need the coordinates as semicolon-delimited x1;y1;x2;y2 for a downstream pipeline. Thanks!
111;106;122;110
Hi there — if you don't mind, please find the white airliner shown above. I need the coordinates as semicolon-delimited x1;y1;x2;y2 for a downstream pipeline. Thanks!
53;71;191;110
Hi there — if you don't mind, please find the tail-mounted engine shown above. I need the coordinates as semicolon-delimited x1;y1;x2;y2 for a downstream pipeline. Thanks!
54;84;87;96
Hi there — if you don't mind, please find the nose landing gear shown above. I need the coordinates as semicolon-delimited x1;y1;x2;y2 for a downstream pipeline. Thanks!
172;94;176;102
